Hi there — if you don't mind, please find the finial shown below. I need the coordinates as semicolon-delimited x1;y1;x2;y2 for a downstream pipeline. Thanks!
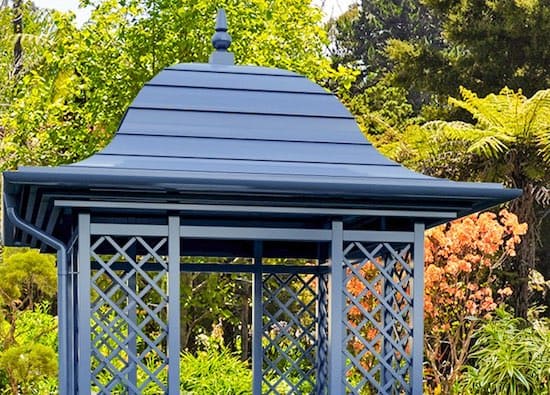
209;9;234;65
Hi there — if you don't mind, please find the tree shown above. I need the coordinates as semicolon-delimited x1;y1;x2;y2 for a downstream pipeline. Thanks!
327;0;442;90
388;87;550;318
0;248;58;394
388;0;550;100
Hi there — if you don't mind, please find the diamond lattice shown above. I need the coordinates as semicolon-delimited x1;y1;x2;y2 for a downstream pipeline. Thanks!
343;242;414;395
90;236;169;394
262;273;326;394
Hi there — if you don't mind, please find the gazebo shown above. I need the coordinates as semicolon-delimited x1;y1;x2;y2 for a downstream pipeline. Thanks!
2;10;520;395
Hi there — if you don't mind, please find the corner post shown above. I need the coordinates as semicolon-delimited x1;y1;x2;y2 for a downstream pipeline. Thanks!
77;213;91;395
168;216;181;393
328;220;345;394
252;241;263;395
412;222;426;394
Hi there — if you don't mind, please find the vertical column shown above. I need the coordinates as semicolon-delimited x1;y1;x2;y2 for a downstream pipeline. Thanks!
127;269;137;393
252;241;263;395
411;223;426;394
328;221;344;394
77;213;92;395
57;247;68;395
168;216;181;394
67;243;78;395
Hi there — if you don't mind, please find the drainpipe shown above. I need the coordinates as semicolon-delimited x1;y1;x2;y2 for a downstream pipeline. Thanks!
4;194;69;395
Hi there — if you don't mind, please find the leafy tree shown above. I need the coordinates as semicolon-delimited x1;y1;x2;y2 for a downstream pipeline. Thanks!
327;0;442;89
0;248;58;394
388;87;550;318
388;0;550;100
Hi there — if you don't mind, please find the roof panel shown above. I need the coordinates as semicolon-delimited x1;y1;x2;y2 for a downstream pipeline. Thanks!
98;135;392;165
119;109;367;144
167;63;299;77
131;85;353;117
149;69;327;93
73;155;426;179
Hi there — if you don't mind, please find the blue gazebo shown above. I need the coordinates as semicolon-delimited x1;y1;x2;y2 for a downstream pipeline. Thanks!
2;10;520;395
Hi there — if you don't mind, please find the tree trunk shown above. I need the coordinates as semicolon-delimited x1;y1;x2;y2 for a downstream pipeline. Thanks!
13;0;23;77
509;188;538;319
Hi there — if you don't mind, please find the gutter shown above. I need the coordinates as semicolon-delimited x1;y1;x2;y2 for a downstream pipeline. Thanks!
3;193;70;395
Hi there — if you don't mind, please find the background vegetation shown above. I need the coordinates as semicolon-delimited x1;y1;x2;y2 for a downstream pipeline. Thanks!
0;0;549;393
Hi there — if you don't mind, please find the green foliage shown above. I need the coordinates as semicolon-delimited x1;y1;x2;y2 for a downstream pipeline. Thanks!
342;78;415;137
390;87;550;180
327;0;442;89
0;247;58;394
0;249;56;307
389;0;550;99
0;343;57;394
457;308;550;395
180;348;252;394
0;304;58;394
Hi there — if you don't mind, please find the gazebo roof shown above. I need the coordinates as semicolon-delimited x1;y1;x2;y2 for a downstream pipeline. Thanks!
2;13;521;249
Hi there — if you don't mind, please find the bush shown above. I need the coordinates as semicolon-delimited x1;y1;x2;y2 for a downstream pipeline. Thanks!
457;308;550;395
180;348;251;394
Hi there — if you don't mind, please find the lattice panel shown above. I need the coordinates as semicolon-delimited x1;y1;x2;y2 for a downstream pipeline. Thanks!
90;236;169;394
343;242;413;395
262;273;327;394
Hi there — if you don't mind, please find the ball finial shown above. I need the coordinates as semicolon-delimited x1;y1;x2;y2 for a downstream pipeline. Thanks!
211;9;232;51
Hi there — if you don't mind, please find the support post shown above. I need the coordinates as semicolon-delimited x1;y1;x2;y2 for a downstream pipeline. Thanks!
168;216;181;393
127;268;137;393
77;213;92;395
411;223;425;394
328;221;344;394
252;241;263;395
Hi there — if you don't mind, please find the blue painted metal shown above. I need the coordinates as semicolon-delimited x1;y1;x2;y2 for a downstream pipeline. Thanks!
412;223;426;394
168;216;181;394
77;213;92;395
209;9;234;65
328;221;345;394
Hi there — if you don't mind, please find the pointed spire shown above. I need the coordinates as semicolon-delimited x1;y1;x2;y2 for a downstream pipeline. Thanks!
209;9;234;65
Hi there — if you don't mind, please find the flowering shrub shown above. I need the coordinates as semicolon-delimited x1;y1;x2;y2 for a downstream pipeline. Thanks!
423;209;527;393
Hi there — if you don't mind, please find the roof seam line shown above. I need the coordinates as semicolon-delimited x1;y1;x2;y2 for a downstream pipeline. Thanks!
91;153;401;167
144;83;332;96
164;67;305;78
128;106;356;119
114;132;371;146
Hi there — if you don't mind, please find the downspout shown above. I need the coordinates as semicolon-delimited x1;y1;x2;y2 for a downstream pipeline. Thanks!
4;193;69;395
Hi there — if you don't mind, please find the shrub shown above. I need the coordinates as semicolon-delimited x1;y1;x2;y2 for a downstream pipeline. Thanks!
180;348;251;394
458;308;550;395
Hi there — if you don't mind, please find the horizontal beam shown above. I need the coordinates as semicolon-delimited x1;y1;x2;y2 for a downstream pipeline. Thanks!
55;199;457;219
181;225;331;241
91;223;416;243
90;223;167;236
343;230;414;243
90;262;329;275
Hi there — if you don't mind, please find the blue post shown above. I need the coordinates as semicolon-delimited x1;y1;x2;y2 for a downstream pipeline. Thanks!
412;223;426;394
329;221;345;394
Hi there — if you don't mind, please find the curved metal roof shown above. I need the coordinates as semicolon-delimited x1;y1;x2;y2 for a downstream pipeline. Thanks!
4;62;520;198
2;60;521;248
